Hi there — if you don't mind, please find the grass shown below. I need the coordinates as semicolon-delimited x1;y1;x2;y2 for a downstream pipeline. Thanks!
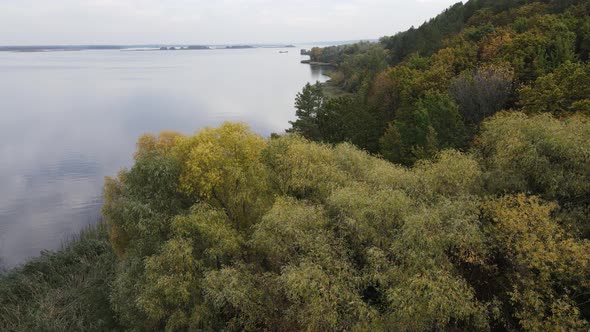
322;83;353;98
0;222;120;332
318;69;353;98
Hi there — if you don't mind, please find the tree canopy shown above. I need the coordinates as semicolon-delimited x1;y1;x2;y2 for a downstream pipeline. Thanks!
5;0;590;331
103;114;590;331
99;1;590;330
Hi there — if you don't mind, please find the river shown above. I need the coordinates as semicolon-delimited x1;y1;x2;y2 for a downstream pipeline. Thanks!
0;46;328;268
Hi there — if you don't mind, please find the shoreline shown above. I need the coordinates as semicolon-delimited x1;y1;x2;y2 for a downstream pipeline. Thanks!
300;59;337;67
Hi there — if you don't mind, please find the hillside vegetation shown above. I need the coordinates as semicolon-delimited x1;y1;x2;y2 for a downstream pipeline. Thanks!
1;0;589;331
295;0;590;165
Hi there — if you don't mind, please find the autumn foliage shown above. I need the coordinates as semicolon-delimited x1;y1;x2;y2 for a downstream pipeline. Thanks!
103;115;590;331
290;0;590;167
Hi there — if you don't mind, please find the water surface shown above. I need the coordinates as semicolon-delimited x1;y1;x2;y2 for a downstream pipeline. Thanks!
0;47;327;268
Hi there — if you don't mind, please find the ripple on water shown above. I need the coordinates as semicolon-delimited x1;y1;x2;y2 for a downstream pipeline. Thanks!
0;153;103;268
0;48;329;268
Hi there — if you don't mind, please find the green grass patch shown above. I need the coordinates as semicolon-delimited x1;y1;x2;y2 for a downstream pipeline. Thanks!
0;222;120;332
321;83;353;98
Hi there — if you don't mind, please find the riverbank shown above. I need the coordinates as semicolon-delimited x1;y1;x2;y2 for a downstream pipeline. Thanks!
300;59;337;66
322;82;352;98
303;63;352;98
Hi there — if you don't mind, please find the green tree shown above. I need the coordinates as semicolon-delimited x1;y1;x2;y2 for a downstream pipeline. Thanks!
379;92;466;166
321;96;381;152
418;92;467;149
518;61;590;114
288;82;326;141
379;106;438;166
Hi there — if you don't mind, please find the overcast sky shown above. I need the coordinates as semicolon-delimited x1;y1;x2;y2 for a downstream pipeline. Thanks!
0;0;460;45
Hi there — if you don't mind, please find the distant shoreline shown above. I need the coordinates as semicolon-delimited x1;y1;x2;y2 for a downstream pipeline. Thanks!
0;45;297;53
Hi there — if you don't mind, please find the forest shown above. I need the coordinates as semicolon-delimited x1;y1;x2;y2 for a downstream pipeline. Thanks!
1;0;590;331
298;0;590;166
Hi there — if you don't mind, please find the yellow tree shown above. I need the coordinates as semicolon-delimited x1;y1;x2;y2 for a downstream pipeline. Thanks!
481;195;590;330
173;122;271;228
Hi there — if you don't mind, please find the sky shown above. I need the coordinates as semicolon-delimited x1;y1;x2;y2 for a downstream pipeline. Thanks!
0;0;461;45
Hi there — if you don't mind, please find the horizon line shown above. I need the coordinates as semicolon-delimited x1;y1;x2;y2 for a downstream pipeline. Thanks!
0;39;380;48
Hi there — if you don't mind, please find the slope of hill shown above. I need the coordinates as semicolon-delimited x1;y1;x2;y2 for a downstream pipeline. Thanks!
294;0;590;164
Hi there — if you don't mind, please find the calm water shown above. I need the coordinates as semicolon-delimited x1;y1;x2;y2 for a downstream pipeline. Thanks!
0;47;328;268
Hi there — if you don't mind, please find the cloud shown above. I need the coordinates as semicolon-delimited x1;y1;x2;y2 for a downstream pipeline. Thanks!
0;0;460;45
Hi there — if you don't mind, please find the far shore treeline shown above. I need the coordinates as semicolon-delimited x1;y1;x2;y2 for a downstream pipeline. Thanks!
2;0;590;331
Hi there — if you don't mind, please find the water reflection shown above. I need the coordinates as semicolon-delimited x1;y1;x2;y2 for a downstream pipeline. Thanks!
310;64;330;81
0;48;328;268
